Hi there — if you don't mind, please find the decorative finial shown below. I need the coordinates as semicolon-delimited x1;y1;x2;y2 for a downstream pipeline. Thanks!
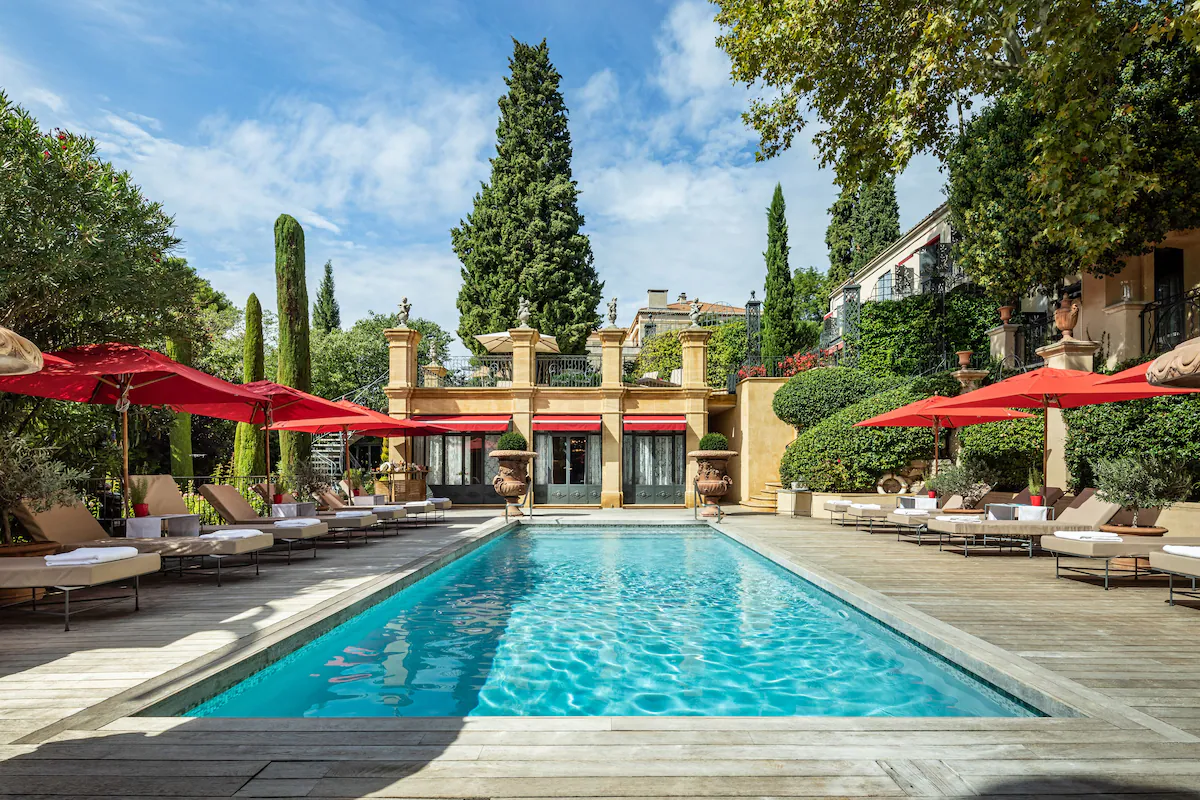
750;290;756;300
688;299;701;327
397;297;411;328
607;297;618;327
517;296;531;328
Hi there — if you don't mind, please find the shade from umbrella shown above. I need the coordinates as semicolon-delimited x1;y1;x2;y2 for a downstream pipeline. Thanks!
854;396;1033;472
0;342;265;512
474;331;560;353
937;366;1199;482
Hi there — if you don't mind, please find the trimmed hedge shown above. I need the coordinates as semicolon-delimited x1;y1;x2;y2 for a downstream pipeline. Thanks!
957;414;1044;490
854;284;996;377
698;432;729;451
496;431;528;451
779;383;934;491
771;366;900;430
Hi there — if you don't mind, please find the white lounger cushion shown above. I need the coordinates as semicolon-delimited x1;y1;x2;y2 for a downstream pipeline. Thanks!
45;546;138;566
1054;531;1121;541
936;515;982;523
406;501;434;510
913;497;938;509
1163;545;1200;559
894;508;929;516
334;510;372;518
850;503;881;510
275;518;322;527
826;500;852;506
200;530;263;540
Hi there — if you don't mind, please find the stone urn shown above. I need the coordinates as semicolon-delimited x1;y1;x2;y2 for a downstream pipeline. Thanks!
955;350;973;368
489;450;536;516
998;305;1014;324
1054;300;1080;340
689;449;738;517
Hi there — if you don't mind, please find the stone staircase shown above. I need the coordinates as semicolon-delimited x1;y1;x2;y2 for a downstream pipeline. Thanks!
741;481;783;512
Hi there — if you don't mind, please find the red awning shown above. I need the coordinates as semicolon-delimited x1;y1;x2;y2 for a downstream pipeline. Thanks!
623;414;686;432
896;235;942;266
412;414;511;433
532;414;602;432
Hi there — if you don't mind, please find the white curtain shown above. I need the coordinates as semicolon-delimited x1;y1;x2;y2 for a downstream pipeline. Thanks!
427;435;443;484
534;433;551;485
586;434;601;484
445;435;464;485
636;436;654;486
653;435;672;485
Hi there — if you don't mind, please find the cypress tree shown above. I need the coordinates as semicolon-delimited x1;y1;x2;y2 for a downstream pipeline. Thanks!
825;185;857;287
274;214;312;470
312;259;340;333
761;183;799;365
849;174;900;275
233;293;266;476
164;336;193;476
452;38;602;354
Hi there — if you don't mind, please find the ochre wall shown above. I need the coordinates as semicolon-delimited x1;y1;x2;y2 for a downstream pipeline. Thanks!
710;377;792;504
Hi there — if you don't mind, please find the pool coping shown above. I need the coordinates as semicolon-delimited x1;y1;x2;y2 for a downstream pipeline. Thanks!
20;515;1196;745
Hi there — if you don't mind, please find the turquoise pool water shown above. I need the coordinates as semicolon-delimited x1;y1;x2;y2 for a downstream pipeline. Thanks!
190;527;1035;717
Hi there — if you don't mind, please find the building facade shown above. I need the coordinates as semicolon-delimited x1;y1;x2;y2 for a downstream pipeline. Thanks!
621;290;745;354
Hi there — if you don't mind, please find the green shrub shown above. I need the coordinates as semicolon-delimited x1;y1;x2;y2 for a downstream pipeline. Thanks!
771;367;899;430
698;432;729;451
496;431;528;451
926;458;998;509
779;383;933;490
706;319;747;389
1093;455;1193;525
956;414;1044;490
1065;393;1200;498
632;330;682;382
854;284;996;377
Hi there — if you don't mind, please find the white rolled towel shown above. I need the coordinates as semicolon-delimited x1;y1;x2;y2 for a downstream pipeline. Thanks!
1053;531;1121;541
200;530;262;540
1163;545;1200;559
850;503;881;510
826;500;852;506
913;497;938;510
274;517;322;528
45;546;139;566
1016;505;1051;521
893;508;929;516
334;510;372;518
936;515;982;524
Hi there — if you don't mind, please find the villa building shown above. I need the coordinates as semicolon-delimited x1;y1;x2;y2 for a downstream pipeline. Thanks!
619;290;745;355
383;323;791;510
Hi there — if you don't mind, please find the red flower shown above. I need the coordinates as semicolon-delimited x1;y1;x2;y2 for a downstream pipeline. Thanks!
42;150;50;158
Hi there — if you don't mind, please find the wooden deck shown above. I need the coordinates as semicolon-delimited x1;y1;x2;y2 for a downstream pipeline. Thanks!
2;509;1200;798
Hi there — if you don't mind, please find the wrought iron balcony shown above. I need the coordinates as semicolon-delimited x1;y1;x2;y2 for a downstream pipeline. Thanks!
536;353;602;387
418;355;513;388
1142;288;1200;355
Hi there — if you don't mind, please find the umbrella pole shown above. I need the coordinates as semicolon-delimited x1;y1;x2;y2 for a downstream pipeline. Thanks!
343;426;350;477
122;407;130;516
932;420;939;474
1043;401;1050;490
264;408;273;497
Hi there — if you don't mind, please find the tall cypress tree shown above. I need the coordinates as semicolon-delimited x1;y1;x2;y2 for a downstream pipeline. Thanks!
233;293;266;476
850;174;900;275
312;259;340;333
274;214;312;470
164;336;193;476
761;183;799;365
452;38;602;354
825;185;857;287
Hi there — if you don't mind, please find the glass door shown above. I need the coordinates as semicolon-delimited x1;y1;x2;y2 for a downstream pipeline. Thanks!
622;432;685;504
534;433;601;504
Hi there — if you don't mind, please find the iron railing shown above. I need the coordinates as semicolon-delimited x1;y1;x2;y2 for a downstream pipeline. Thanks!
418;355;513;388
1142;287;1200;355
82;474;272;526
536;354;601;387
1021;311;1052;368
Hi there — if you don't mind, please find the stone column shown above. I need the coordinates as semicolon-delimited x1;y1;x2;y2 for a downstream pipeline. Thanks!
1035;337;1101;489
597;327;627;508
1102;300;1147;368
988;323;1021;368
679;327;711;508
507;327;538;446
384;326;422;464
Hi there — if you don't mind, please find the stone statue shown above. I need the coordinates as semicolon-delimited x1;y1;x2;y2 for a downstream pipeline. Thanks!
607;297;618;327
517;296;531;327
397;297;411;327
688;298;701;327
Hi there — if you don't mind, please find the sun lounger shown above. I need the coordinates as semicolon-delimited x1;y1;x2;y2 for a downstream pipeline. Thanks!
845;503;896;533
201;484;375;548
15;501;271;586
1045;533;1200;589
251;482;296;504
0;550;160;630
316;489;410;528
1150;548;1200;605
925;489;1121;557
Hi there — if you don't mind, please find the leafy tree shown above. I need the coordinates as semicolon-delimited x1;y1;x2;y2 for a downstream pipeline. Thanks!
233;293;266;477
0;92;186;351
958;415;1045;490
850;175;900;275
824;186;856;287
713;0;1200;271
761;184;799;365
706;320;748;389
453;38;602;354
0;433;86;544
631;330;683;383
1094;455;1193;525
312;259;341;334
791;266;825;353
164;335;194;476
274;213;312;471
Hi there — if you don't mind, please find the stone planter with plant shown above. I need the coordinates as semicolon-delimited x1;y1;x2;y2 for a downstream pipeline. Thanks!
281;460;331;504
689;432;738;516
489;431;536;516
342;468;365;498
1094;455;1192;535
925;459;996;512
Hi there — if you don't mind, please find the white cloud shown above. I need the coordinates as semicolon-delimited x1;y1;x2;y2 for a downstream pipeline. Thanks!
578;69;619;116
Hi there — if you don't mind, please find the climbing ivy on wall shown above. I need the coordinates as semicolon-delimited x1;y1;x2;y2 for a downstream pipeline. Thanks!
853;285;997;377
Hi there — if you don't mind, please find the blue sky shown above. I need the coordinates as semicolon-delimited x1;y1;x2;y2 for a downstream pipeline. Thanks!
2;0;945;349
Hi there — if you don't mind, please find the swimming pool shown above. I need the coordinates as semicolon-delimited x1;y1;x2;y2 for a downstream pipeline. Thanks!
189;526;1034;718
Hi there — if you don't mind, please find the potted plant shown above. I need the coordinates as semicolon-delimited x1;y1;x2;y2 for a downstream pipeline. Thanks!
280;460;330;503
689;432;738;517
129;477;150;517
489;431;536;516
342;468;365;497
1027;466;1045;507
0;432;86;552
1094;455;1192;535
925;458;997;513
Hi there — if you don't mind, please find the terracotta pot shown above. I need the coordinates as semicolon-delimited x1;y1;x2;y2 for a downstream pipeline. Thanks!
998;305;1014;324
353;489;361;497
1031;495;1044;507
1099;524;1168;536
688;449;738;516
133;503;150;518
489;450;536;516
956;350;973;368
1054;300;1080;339
928;490;937;499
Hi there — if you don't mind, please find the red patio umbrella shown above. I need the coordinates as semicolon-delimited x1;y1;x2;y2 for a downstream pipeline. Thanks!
855;396;1033;473
937;366;1199;483
0;343;264;511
